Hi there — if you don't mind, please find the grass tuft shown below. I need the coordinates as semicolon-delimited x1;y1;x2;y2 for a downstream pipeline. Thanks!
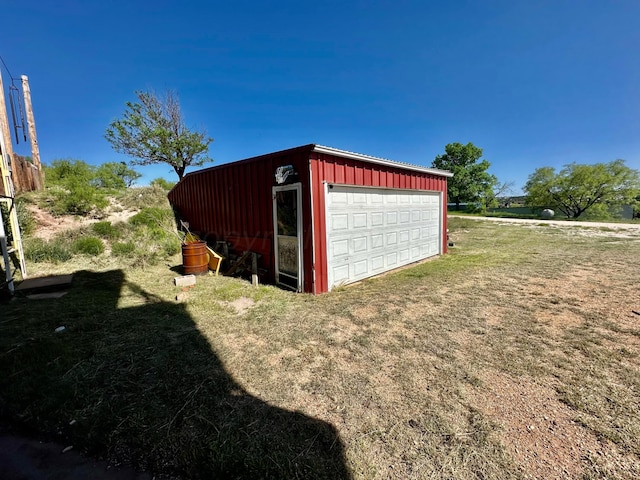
72;236;105;255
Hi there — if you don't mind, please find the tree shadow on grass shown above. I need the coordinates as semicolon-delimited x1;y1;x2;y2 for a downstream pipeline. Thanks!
0;270;351;479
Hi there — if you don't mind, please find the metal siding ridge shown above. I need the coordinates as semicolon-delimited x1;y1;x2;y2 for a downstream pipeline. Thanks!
313;145;453;178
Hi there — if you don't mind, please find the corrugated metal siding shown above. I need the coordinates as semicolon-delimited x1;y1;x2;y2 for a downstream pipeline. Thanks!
168;147;315;289
310;153;449;294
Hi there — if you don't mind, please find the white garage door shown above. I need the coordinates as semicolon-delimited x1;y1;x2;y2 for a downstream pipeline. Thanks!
326;185;442;290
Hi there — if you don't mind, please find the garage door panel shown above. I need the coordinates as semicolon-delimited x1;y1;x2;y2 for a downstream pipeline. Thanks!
331;239;349;256
326;186;442;290
331;213;349;230
353;213;367;228
333;264;349;283
372;255;384;270
371;212;384;226
353;236;367;253
353;259;368;276
352;192;367;204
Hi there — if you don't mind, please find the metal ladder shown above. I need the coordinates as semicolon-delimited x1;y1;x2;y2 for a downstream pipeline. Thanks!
1;133;26;294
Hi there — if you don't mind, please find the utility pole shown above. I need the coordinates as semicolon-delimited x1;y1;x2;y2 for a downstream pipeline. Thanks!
0;69;19;193
21;75;42;189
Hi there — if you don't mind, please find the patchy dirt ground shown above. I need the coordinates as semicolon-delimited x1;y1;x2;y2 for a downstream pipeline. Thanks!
28;202;138;241
452;258;640;478
468;370;625;479
450;214;640;238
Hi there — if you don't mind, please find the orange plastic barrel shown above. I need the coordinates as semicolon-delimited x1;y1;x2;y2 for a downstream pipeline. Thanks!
182;241;208;275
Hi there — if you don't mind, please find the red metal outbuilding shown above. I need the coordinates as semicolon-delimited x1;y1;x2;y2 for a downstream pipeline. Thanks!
168;144;452;294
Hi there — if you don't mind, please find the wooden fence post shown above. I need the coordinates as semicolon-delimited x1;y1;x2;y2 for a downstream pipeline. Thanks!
21;75;43;190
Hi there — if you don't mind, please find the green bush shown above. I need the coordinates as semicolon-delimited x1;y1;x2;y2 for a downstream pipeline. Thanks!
93;162;141;189
112;241;136;257
93;221;120;239
72;236;105;255
23;237;73;263
129;207;174;229
42;158;139;217
44;159;94;187
118;186;171;210
162;238;181;256
150;177;176;191
49;180;109;216
16;198;36;236
1;198;35;241
44;158;140;192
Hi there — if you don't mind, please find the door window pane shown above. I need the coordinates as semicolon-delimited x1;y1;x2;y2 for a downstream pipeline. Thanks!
276;190;297;237
278;235;298;276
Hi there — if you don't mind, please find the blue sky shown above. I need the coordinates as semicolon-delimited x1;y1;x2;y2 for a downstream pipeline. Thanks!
2;0;639;194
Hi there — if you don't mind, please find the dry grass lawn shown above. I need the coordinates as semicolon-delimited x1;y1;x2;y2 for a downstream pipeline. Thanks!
2;217;640;479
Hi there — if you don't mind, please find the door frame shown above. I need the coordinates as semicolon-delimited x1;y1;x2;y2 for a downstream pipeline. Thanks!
273;183;303;292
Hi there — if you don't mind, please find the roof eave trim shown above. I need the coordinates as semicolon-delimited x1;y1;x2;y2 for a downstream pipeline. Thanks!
312;145;454;177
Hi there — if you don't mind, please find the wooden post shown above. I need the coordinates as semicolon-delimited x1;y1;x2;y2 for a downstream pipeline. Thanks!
251;252;259;286
21;75;42;189
0;69;19;193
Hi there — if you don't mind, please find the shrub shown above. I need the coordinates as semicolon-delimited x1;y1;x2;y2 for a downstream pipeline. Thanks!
93;221;119;239
44;159;94;187
1;198;35;241
150;177;176;191
72;236;105;255
93;162;141;189
49;180;109;216
118;185;171;210
16;198;36;236
112;241;136;257
129;207;174;229
23;237;73;263
162;238;182;256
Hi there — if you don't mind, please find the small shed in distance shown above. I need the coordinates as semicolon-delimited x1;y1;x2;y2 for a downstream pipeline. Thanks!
168;144;452;294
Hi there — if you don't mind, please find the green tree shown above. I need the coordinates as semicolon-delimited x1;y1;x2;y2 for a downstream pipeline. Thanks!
105;90;213;180
94;162;141;189
432;142;497;211
524;160;640;219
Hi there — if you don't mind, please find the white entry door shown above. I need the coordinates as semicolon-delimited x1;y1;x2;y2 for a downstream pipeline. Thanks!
325;185;442;290
273;183;303;291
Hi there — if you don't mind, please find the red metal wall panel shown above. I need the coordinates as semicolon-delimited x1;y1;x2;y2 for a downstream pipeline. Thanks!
168;146;316;290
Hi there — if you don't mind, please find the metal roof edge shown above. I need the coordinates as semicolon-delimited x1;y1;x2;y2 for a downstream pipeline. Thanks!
177;144;317;181
312;145;453;177
171;144;453;188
